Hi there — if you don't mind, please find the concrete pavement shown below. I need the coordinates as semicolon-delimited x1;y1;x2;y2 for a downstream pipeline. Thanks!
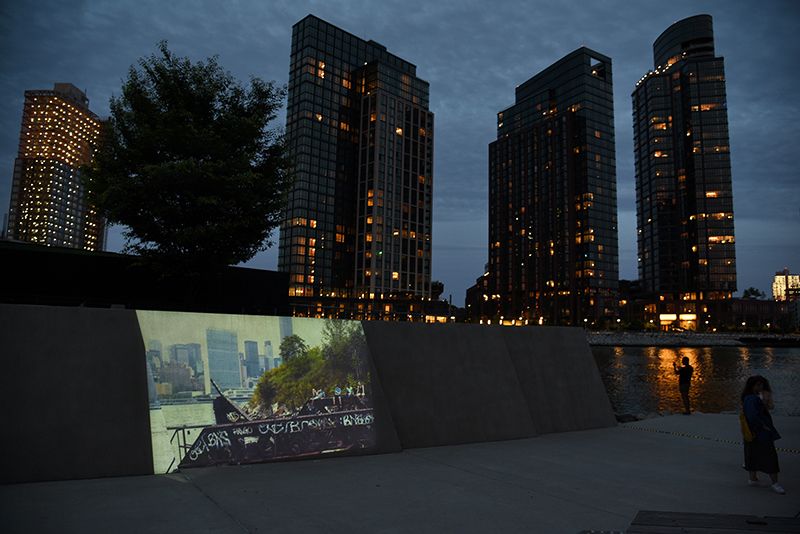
3;414;798;533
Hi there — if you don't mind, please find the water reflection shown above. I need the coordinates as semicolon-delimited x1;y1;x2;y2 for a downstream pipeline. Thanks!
592;346;800;416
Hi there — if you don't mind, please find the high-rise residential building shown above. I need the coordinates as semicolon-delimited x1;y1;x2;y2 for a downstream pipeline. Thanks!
279;15;433;301
633;15;736;330
6;83;105;250
206;329;240;390
244;340;260;378
483;48;619;326
773;269;800;301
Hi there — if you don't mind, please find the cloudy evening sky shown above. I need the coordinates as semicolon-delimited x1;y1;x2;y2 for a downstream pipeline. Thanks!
1;0;798;305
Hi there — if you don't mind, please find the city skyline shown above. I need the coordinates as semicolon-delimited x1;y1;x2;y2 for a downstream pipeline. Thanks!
136;310;327;359
1;1;798;305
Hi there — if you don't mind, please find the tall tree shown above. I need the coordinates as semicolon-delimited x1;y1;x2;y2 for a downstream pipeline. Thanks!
84;41;292;271
279;334;308;363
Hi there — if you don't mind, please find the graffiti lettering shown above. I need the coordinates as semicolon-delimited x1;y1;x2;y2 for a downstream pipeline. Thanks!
188;429;233;461
258;422;286;435
257;417;340;436
226;412;242;423
233;426;253;436
342;413;374;426
205;430;231;449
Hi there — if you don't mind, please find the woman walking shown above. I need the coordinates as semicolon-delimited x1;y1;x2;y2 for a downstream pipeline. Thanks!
741;375;785;494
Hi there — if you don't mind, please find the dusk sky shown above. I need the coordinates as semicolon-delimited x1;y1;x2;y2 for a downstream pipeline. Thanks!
1;0;798;305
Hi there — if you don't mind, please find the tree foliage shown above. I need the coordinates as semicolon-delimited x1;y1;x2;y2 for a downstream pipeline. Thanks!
742;287;766;300
84;41;292;271
250;320;371;414
279;334;308;362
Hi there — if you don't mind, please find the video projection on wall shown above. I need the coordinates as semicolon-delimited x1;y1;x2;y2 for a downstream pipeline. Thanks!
137;311;375;473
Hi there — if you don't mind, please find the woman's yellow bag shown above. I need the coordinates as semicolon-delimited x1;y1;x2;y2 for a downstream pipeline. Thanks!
740;412;754;442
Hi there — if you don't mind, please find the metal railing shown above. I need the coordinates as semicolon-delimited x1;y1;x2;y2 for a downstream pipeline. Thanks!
166;423;208;473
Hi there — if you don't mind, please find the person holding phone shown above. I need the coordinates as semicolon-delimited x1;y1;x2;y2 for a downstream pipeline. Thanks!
672;356;693;415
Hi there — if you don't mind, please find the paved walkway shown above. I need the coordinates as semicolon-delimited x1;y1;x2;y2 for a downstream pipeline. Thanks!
3;414;798;533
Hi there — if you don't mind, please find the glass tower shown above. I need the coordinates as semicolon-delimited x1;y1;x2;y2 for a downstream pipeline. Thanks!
633;14;736;328
7;83;105;251
279;15;433;300
206;328;240;390
487;48;619;325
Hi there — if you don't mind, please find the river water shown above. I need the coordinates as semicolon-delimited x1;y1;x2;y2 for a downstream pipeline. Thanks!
591;346;800;417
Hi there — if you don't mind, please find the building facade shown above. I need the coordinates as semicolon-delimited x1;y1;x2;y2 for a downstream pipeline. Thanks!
7;83;105;250
206;328;240;390
633;15;736;330
483;48;619;326
772;269;800;301
279;15;433;303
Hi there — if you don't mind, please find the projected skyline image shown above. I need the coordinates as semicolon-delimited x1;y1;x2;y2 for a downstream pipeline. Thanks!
138;311;376;473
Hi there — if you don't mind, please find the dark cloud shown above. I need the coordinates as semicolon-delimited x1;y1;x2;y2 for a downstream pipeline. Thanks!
2;0;798;305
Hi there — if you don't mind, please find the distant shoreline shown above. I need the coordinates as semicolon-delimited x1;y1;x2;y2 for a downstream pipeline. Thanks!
587;331;800;347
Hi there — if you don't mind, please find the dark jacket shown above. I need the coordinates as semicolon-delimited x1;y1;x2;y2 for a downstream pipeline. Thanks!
743;394;781;442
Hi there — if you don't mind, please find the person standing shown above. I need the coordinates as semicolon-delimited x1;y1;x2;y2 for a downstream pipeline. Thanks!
672;356;694;414
741;376;785;494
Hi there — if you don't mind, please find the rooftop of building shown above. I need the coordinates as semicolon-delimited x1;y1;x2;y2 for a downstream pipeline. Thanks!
293;14;419;76
25;82;94;114
514;46;611;103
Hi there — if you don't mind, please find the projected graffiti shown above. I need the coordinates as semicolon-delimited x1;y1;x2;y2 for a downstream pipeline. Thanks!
137;311;375;473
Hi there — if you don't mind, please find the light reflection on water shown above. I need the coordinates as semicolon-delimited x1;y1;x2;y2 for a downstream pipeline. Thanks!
592;346;800;416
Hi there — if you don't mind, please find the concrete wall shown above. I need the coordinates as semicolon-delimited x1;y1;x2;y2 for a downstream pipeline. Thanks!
364;322;615;448
1;305;614;483
363;323;536;448
0;304;152;484
503;326;616;434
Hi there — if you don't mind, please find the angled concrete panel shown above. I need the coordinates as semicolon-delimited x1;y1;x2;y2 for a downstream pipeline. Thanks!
363;322;536;448
0;304;152;483
502;326;616;434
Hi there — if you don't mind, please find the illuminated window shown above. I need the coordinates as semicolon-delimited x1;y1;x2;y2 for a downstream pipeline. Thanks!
708;235;735;244
309;219;317;228
335;233;345;243
705;191;719;198
395;127;403;136
392;272;399;280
